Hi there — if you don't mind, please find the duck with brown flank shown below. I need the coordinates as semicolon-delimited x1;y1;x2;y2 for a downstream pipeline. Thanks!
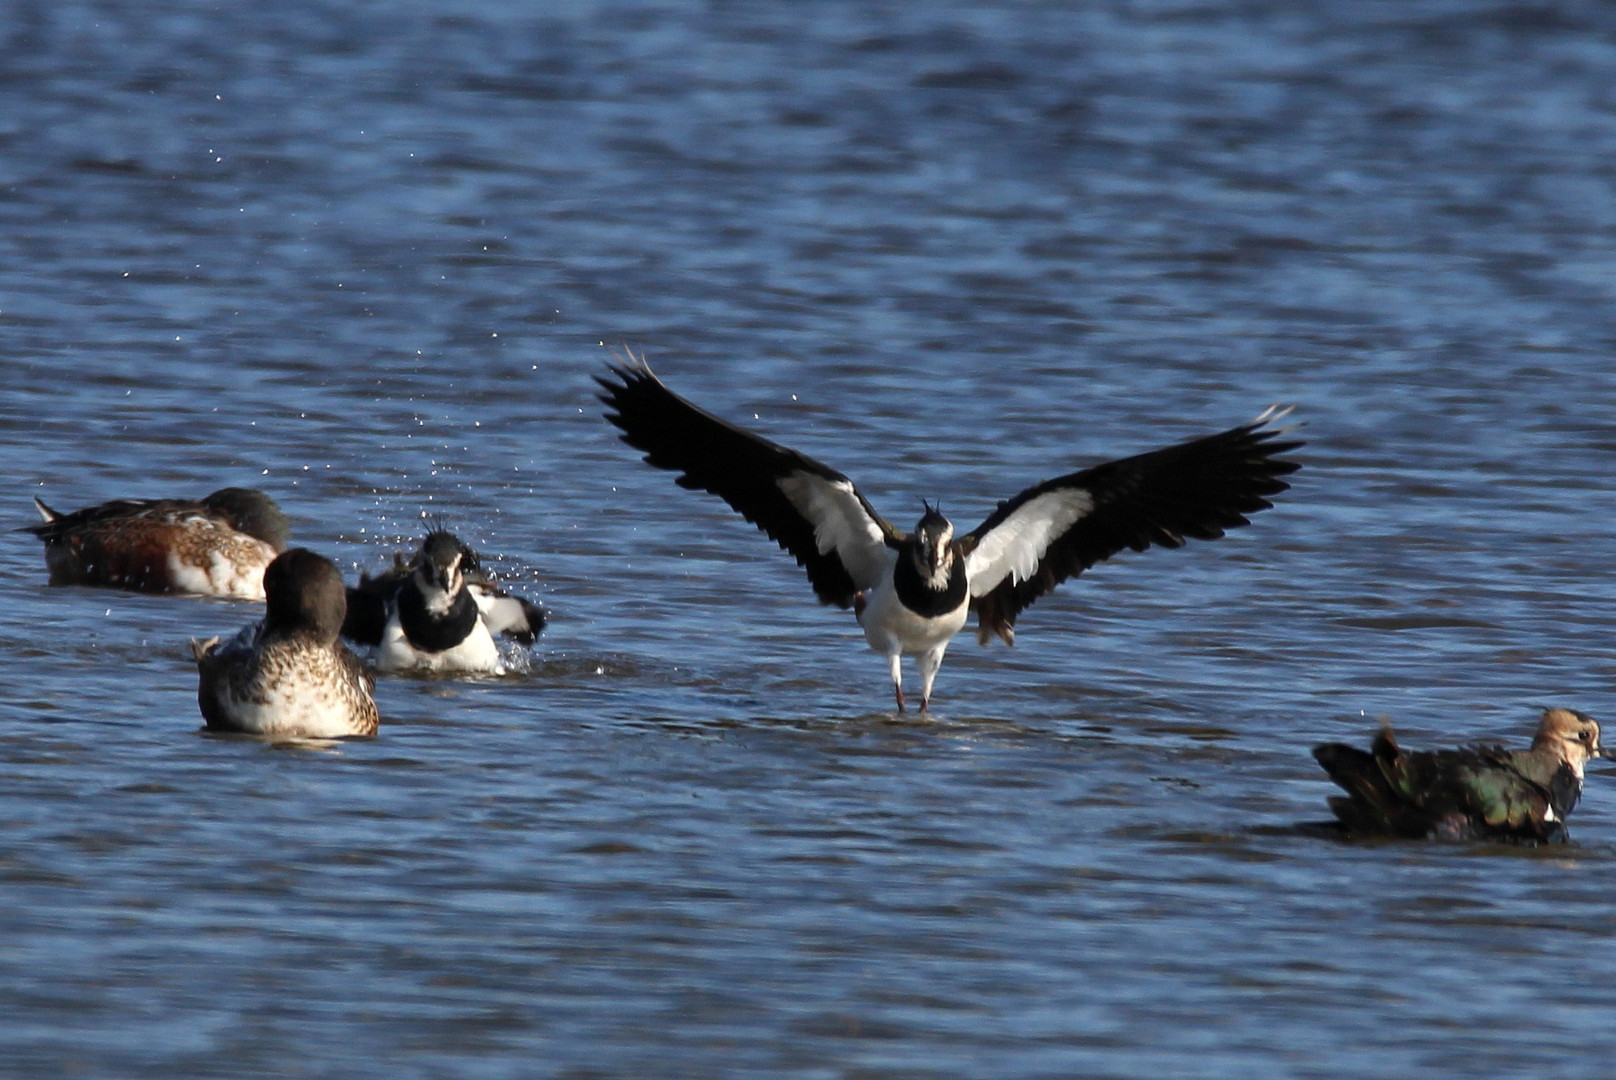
22;487;289;599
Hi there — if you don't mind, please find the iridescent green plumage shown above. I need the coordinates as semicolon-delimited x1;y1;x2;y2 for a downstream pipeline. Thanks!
1312;708;1604;843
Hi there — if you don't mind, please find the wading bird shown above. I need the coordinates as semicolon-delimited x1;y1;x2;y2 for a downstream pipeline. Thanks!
598;349;1301;712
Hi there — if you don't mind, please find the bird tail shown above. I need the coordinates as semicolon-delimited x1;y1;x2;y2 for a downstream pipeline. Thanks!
13;495;62;535
971;594;1016;646
1312;723;1411;833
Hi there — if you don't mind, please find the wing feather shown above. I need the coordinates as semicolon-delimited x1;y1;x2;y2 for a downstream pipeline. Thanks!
962;408;1302;643
597;349;897;606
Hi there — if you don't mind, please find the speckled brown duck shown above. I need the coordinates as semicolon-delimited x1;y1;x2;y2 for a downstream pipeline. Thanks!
192;548;378;739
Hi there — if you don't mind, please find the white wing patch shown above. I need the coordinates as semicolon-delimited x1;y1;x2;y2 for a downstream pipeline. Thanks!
776;472;890;589
473;589;529;636
965;489;1095;597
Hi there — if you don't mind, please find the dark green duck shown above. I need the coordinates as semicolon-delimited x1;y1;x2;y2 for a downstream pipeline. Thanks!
1313;708;1606;843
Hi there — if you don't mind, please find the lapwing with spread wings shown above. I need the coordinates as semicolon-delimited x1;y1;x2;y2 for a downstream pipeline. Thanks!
599;349;1301;712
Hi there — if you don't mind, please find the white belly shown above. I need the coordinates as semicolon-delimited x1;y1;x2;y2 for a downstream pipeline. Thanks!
859;574;969;657
223;686;367;739
377;614;503;674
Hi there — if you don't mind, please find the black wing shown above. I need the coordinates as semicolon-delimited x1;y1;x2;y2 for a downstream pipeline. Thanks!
1447;747;1563;840
597;349;899;607
341;556;410;647
961;407;1301;643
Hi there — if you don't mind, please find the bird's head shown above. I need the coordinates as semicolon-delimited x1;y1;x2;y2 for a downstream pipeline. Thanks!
415;530;470;597
203;487;291;551
911;501;955;586
1534;707;1606;774
262;547;346;642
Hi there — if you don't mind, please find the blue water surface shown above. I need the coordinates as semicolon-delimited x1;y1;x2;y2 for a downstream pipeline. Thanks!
3;2;1616;1077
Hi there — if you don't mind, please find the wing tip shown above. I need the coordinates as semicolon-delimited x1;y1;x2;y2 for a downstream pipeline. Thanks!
1250;403;1306;441
1243;404;1305;478
595;343;664;410
604;342;653;376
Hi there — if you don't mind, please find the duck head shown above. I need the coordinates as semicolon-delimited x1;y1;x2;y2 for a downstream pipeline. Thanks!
203;488;291;551
262;547;347;643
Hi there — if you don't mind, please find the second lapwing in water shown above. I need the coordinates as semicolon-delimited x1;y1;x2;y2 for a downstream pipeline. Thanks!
598;348;1302;712
341;528;546;675
1313;707;1607;844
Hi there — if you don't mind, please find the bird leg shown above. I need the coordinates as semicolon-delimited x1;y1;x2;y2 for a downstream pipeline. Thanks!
916;644;947;716
887;652;905;713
